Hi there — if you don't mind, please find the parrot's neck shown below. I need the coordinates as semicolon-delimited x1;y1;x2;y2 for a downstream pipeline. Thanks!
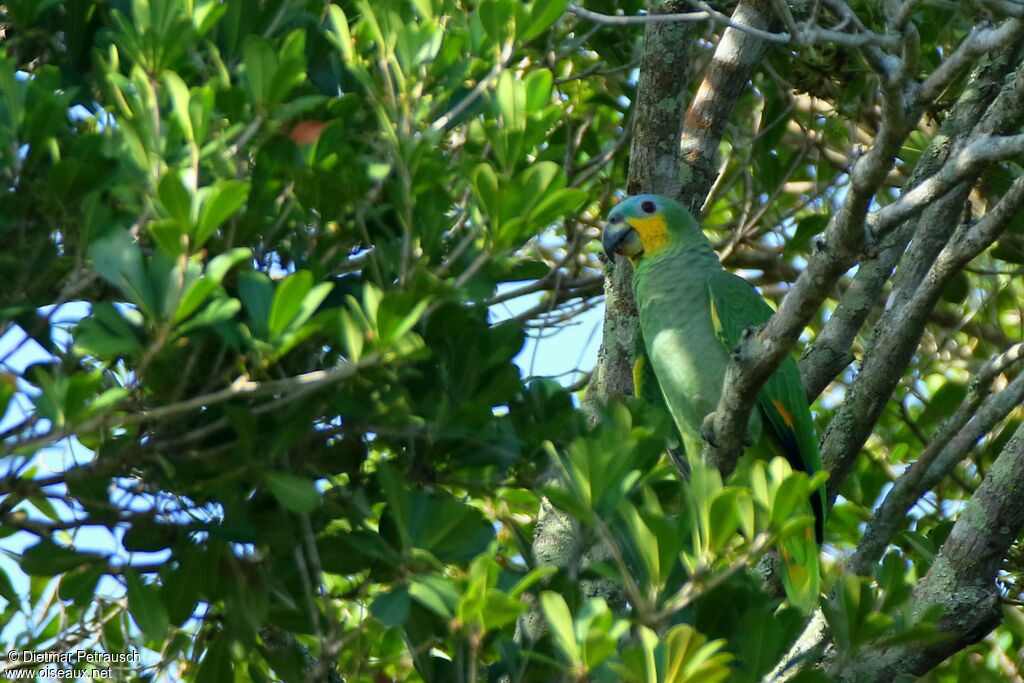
634;239;719;274
632;241;721;320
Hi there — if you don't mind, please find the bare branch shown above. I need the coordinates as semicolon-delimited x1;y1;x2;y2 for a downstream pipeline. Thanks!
918;18;1024;104
4;356;381;456
568;4;709;27
568;1;899;47
527;0;699;644
869;133;1024;236
830;428;1024;681
591;0;697;405
680;0;774;212
822;175;1024;500
849;343;1024;575
800;50;1024;400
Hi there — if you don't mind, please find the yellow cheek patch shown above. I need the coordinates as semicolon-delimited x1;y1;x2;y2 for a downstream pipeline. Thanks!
773;399;795;428
626;215;669;256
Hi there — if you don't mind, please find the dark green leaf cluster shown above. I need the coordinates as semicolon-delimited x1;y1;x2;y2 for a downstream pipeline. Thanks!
1;0;1023;681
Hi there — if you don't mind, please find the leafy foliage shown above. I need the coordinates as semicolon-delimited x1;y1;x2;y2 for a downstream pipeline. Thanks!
0;1;1022;682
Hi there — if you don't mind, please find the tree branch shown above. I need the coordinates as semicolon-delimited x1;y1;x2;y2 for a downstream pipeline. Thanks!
568;2;899;48
526;0;699;644
918;18;1024;104
868;132;1024;237
680;0;773;212
849;347;1024;575
800;52;1024;400
701;26;914;473
830;427;1024;681
822;174;1024;500
4;356;380;456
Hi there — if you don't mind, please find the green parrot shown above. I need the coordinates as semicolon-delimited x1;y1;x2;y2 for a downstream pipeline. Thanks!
602;194;825;606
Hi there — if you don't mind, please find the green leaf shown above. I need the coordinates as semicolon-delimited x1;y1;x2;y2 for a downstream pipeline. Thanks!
265;472;320;515
479;0;515;46
338;310;365;361
0;373;14;424
58;563;106;605
770;469;808;529
195;180;249;247
88;231;153;314
524;68;553;113
523;0;568;41
21;540;105;576
243;38;277;106
238;271;273;337
73;303;143;359
175;297;241;336
708;488;743;552
195;633;233;683
148;218;187;256
408;574;459;619
176;248;250;322
411;0;434;19
495;70;524;130
158;171;193;226
527;187;585;228
378;461;411;548
290;282;334;337
124;517;176;553
472;162;501;229
371;585;411;626
326;5;355;62
269;31;307;104
0;567;18;605
519;161;563;202
661;624;733;683
540;591;579;666
785;214;830;257
125;568;170;644
162;70;193;142
378;462;495;563
191;0;227;36
161;548;202;626
376;294;430;345
508;565;558;598
268;270;313;339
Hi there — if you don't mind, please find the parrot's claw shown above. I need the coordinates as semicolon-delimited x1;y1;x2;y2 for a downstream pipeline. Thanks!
859;223;879;259
732;327;757;360
700;417;720;449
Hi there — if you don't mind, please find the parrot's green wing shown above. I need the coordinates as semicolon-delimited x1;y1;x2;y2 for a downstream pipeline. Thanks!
707;269;825;612
633;334;690;479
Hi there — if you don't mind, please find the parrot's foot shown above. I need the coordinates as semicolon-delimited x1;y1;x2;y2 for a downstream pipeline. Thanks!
700;416;720;449
732;326;758;361
859;223;879;259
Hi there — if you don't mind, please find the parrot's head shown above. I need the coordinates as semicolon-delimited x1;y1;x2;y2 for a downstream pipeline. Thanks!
601;194;699;262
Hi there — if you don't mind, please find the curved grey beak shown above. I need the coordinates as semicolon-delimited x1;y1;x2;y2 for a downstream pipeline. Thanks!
601;223;641;260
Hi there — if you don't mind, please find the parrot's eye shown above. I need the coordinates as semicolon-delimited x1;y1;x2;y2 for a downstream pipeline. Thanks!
641;200;657;214
609;214;622;224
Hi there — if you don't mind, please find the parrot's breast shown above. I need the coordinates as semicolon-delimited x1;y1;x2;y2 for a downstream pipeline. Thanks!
634;250;729;442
